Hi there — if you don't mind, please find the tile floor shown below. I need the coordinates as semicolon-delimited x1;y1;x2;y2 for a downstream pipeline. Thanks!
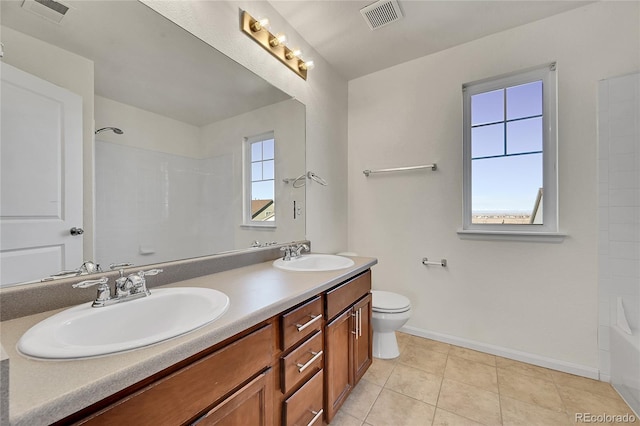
330;332;638;426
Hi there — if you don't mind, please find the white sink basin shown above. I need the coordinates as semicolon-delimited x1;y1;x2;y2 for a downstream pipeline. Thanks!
273;254;355;272
17;287;229;360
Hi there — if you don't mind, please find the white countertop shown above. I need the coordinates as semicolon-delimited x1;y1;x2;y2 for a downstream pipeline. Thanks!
0;256;376;426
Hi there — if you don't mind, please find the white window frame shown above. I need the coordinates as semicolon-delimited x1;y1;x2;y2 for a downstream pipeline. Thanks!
459;63;565;241
243;131;276;228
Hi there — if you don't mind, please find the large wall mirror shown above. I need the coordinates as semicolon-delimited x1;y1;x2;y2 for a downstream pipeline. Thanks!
0;0;306;287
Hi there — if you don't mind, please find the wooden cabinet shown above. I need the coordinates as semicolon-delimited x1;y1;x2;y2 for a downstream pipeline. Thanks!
193;369;273;426
324;271;372;423
65;269;373;426
73;324;275;426
282;370;324;426
277;298;324;425
325;309;354;419
353;293;373;384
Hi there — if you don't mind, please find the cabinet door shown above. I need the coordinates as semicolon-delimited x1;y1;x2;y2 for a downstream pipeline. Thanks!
353;294;372;384
194;369;273;426
324;309;353;422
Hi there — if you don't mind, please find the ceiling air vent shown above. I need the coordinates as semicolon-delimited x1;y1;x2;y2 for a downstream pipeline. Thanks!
21;0;70;24
360;0;403;31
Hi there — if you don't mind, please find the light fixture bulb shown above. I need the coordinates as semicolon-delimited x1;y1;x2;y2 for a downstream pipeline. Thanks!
299;60;315;71
250;17;270;32
269;33;286;47
285;47;302;60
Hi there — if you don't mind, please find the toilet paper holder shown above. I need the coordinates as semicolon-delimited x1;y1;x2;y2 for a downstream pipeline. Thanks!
422;257;447;267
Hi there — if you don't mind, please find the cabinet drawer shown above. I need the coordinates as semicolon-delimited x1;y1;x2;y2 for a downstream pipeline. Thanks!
326;271;371;320
80;324;274;425
281;296;322;350
283;370;324;426
280;331;323;394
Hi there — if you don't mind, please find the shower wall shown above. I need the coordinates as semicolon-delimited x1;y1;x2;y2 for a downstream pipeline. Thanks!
95;141;234;267
598;72;640;414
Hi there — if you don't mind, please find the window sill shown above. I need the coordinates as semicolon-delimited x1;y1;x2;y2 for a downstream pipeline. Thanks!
457;229;567;243
241;223;276;229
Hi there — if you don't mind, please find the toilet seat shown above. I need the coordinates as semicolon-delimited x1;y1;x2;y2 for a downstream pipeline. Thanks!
372;290;411;314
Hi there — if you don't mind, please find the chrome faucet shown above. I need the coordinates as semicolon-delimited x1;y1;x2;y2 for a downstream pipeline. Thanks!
72;268;163;308
49;260;103;278
280;243;309;261
293;243;309;258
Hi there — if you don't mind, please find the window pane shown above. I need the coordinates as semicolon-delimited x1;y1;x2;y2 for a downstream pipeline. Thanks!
251;162;262;181
471;153;543;224
507;117;542;155
471;89;503;125
252;180;274;200
263;139;275;160
472;123;503;158
507;81;542;120
263;160;274;180
251;141;262;161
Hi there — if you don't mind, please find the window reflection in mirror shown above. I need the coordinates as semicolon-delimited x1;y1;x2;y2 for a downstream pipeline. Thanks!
247;133;276;223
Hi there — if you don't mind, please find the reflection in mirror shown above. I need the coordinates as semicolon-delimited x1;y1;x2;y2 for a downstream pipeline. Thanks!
0;1;306;287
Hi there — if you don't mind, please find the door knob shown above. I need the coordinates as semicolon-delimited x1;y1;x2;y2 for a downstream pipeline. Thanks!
70;227;84;236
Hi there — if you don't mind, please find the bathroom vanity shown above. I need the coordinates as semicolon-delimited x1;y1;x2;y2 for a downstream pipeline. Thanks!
0;254;376;425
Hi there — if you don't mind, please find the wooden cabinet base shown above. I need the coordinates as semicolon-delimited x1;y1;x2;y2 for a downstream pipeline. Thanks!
193;369;273;426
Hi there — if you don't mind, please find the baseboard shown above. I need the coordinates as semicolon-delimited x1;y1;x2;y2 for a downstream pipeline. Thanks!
400;325;600;380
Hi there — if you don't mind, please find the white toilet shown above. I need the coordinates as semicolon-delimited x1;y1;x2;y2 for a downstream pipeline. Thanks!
371;290;412;359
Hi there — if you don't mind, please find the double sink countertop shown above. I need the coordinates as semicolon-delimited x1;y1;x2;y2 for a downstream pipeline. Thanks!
0;256;377;426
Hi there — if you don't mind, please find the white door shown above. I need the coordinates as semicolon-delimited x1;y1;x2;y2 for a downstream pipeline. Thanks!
0;63;83;286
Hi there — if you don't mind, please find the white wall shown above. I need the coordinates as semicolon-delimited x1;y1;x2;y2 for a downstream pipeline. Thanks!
94;97;306;266
201;99;306;249
348;1;639;374
142;0;349;253
95;96;201;158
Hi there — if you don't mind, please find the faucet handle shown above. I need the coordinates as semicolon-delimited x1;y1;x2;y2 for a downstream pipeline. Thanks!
139;268;163;277
72;277;109;288
129;268;163;296
72;277;112;307
109;262;133;273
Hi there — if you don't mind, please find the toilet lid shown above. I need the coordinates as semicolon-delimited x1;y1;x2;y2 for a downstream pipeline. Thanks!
372;290;411;313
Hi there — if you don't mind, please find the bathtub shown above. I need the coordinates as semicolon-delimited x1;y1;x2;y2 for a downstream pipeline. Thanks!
610;324;640;417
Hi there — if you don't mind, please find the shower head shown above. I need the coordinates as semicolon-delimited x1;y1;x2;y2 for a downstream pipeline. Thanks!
95;127;124;135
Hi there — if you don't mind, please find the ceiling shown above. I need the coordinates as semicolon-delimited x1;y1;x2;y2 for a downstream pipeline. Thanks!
1;0;290;126
269;0;593;80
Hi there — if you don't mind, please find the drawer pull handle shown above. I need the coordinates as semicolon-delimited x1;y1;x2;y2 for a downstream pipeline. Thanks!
296;314;322;332
307;409;324;426
296;350;323;373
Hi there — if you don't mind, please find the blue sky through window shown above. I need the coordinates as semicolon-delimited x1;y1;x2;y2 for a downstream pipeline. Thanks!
471;81;543;216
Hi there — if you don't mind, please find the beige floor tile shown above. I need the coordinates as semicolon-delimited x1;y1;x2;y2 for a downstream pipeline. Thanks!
432;408;486;426
550;370;621;400
557;384;638;422
444;355;498;393
398;344;448;376
384;363;443;405
327;410;364;426
496;357;554;382
396;331;411;351
437;379;502;425
363;358;397;387
408;336;451;355
497;368;565;412
448;346;497;367
340;379;383;421
365;389;435;426
501;395;572;426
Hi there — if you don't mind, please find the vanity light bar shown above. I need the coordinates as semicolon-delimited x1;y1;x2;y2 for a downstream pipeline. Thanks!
241;11;310;80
